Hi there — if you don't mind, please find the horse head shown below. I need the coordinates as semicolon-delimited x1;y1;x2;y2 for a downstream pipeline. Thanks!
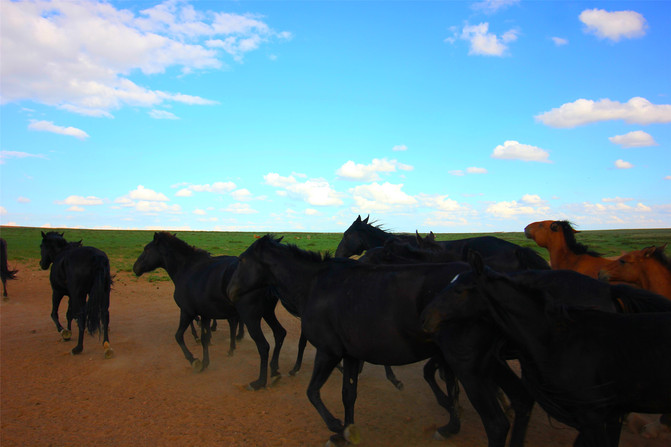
39;231;69;270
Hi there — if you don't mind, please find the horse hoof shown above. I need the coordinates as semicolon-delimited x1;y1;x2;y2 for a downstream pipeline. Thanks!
61;329;72;341
270;374;282;386
71;346;83;355
195;337;201;344
191;359;203;373
325;434;347;447
395;381;404;391
344;425;361;445
103;342;114;359
227;350;234;357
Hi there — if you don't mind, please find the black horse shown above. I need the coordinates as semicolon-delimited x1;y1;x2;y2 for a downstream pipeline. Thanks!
335;215;549;272
1;237;19;298
227;235;469;445
39;231;113;358
132;232;286;390
422;253;671;447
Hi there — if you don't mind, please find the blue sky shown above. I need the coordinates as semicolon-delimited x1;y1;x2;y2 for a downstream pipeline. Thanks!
1;0;670;233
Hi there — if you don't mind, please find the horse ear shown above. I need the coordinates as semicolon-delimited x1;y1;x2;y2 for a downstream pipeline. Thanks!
642;246;656;258
153;232;159;241
415;230;423;243
60;232;65;237
277;236;284;243
428;231;436;242
467;250;485;275
41;231;46;238
550;222;559;232
355;215;362;223
363;215;369;224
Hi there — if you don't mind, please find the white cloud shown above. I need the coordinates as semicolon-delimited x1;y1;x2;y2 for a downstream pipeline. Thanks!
552;37;568;46
149;109;179;120
129;185;169;201
486;197;550;218
115;185;180;214
224;203;257;214
471;0;520;14
0;150;47;164
336;158;413;182
305;208;319;216
615;159;633;169
455;22;519;57
349;182;417;211
392;145;407;152
665;176;671;181
418;194;465;212
449;166;488;176
56;195;104;206
0;207;7;215
264;173;343;206
603;196;633;203
608;130;657;148
535;97;671;128
579;9;647;42
1;0;288;116
193;208;207;215
491;140;551;162
17;197;30;203
521;194;544;205
176;181;237;196
28;120;89;140
231;188;253;201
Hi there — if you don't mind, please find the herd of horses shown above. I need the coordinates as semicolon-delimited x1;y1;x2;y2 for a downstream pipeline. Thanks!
1;217;670;447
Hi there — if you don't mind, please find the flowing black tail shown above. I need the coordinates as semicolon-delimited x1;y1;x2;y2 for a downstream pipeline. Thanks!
0;238;19;282
86;255;111;335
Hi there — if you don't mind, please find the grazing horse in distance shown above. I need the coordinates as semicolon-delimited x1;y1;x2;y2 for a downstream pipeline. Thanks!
227;235;483;446
133;232;286;390
524;220;611;278
422;253;671;447
1;238;19;298
39;232;113;358
601;245;671;300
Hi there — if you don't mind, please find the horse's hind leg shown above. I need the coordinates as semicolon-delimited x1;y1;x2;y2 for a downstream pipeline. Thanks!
235;320;244;340
261;305;286;380
341;356;362;445
494;361;533;447
226;316;239;356
384;365;403;390
70;294;87;355
199;317;212;370
175;311;202;372
307;350;346;444
50;291;71;340
423;357;461;439
101;302;113;359
289;331;308;376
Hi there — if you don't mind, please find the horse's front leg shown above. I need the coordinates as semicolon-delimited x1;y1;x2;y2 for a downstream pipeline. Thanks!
384;365;404;390
175;311;202;372
306;349;345;445
50;291;71;340
262;305;286;380
423;356;462;439
341;356;362;445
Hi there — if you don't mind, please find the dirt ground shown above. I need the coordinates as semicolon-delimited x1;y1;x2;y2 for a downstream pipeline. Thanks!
2;260;669;447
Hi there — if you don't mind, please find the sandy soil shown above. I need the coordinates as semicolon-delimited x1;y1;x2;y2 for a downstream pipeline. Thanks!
2;260;669;447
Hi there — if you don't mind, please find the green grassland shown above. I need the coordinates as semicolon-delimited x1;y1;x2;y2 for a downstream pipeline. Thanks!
2;225;670;281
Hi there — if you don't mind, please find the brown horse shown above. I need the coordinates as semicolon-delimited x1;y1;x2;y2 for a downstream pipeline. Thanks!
524;220;612;278
601;245;671;300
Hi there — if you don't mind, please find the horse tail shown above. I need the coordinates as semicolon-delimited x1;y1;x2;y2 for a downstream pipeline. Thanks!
0;238;19;281
86;255;112;335
515;247;551;270
610;284;671;314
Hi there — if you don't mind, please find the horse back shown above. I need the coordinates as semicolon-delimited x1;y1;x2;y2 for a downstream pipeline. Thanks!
50;245;110;293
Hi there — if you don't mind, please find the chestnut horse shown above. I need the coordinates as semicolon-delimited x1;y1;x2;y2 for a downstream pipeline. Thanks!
601;245;671;300
524;220;612;278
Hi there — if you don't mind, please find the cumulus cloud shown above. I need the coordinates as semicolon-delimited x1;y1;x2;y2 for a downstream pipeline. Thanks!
56;195;104;206
491;141;551;162
224;203;257;214
392;145;407;152
608;130;657;148
349;182;417;211
452;22;519;56
579;9;647;42
336;158;413;182
115;185;180;214
615;159;633;169
552;37;568;46
418;194;465;212
264;173;343;206
1;0;289;117
449;166;488;176
175;181;236;197
230;188;253;201
535;97;671;128
28;120;89;140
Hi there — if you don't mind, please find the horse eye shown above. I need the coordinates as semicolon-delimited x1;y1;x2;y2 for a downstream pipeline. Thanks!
619;259;626;265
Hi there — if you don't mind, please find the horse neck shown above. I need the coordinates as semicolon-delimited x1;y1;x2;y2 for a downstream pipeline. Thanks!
158;243;206;282
362;225;393;249
637;260;671;299
263;247;323;316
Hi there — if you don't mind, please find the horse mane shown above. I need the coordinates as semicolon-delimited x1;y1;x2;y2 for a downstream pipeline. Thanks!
610;283;671;313
555;221;601;257
353;218;393;241
262;234;333;263
155;232;211;258
648;246;671;274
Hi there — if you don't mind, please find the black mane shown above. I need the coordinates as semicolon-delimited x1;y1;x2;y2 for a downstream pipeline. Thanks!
261;234;333;263
155;232;211;258
555;221;601;257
